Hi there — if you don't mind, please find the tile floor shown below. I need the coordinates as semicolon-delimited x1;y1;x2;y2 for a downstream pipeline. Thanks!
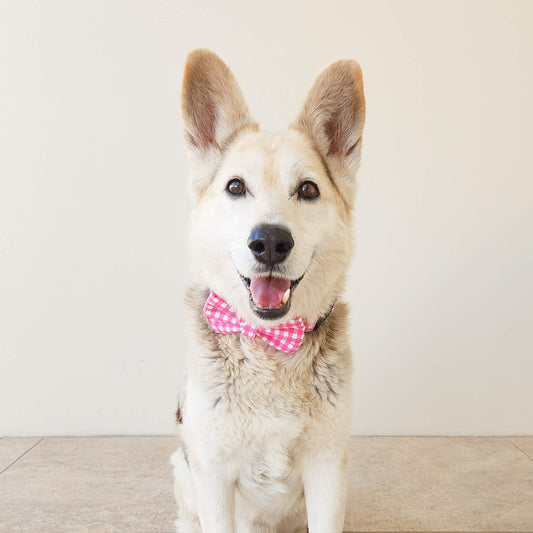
0;436;532;532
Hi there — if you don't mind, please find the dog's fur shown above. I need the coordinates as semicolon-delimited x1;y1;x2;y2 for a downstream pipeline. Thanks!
172;49;365;533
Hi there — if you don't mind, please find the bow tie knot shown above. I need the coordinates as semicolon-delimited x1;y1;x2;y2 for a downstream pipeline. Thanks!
203;292;316;355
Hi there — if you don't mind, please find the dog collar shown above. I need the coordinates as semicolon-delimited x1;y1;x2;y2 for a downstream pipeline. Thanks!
313;300;337;331
203;292;334;355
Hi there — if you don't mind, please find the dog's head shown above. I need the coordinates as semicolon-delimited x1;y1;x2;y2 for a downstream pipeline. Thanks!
182;49;365;326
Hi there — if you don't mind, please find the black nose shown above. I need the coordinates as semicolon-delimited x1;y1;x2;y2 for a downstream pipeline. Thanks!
247;224;294;266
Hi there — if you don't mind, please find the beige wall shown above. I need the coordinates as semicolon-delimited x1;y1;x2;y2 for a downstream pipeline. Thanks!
1;1;532;436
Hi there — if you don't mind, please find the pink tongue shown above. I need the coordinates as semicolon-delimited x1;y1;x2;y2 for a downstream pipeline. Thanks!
250;277;290;308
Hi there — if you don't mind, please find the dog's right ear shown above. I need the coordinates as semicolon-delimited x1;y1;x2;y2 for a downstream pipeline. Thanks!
181;49;257;198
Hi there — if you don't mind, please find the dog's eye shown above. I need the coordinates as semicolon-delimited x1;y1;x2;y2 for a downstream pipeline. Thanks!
226;178;246;196
298;181;320;201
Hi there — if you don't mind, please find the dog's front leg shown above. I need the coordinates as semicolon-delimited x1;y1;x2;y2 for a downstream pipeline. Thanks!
190;462;235;533
302;451;348;533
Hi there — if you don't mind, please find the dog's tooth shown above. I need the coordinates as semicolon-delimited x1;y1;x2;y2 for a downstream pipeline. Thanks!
282;288;291;305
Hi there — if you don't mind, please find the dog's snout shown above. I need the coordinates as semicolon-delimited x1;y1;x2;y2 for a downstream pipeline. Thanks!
248;224;294;266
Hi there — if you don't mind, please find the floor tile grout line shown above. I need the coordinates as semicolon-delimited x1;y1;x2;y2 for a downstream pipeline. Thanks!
0;437;45;476
506;436;533;462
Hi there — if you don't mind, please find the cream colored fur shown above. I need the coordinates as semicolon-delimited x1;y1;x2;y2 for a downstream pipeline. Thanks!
172;49;365;533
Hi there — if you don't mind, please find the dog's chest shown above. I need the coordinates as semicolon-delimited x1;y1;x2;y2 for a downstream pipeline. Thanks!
201;334;327;426
186;288;347;432
184;291;348;454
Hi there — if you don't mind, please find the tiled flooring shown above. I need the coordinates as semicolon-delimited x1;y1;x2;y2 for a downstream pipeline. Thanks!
0;437;532;532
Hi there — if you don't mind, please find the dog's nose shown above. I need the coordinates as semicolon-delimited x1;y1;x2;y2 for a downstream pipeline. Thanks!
247;224;294;266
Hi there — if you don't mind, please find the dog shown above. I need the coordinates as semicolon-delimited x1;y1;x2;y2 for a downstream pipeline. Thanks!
171;48;365;533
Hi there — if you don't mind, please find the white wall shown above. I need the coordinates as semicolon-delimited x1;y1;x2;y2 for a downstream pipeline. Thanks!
1;1;532;436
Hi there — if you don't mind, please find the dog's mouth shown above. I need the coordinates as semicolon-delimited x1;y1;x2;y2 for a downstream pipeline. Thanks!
239;273;303;320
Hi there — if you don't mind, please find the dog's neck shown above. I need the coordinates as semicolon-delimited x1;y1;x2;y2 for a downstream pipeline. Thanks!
185;285;346;358
204;289;336;332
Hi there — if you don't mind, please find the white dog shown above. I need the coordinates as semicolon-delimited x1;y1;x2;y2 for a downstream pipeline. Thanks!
172;49;365;533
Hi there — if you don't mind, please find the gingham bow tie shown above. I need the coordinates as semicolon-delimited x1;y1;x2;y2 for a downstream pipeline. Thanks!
203;292;316;355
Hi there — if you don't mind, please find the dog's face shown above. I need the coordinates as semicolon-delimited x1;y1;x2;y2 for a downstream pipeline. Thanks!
182;50;365;326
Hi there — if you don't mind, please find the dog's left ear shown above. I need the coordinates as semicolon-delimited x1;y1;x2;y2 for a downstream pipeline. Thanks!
182;49;257;199
293;60;365;200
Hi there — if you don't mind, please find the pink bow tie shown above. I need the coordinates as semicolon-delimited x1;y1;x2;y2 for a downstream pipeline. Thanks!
203;292;316;355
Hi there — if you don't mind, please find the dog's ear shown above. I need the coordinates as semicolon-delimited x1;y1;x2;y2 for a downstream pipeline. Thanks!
182;49;257;198
293;60;365;200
